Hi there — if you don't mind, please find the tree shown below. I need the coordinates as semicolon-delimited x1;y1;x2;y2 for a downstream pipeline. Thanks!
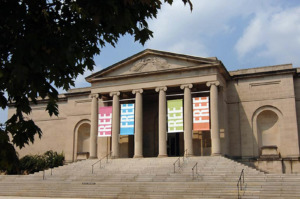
0;0;192;171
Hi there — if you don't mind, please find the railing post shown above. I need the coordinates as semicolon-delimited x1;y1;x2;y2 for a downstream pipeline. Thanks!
237;169;244;199
174;163;176;173
92;165;94;174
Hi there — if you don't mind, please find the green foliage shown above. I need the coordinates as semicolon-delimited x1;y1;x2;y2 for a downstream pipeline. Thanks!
0;131;19;174
19;150;64;174
0;0;192;165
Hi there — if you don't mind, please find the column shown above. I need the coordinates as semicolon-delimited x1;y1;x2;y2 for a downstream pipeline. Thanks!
206;81;221;156
133;89;143;158
155;86;168;157
89;94;99;159
110;91;120;158
180;84;194;156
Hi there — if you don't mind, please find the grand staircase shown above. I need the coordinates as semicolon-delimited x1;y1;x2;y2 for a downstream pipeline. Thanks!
0;156;300;198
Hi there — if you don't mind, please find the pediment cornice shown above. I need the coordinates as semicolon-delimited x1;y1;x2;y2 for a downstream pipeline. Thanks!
86;49;222;83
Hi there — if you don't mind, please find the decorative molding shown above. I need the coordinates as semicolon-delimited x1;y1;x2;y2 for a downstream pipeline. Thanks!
109;91;120;97
155;86;167;92
250;80;281;88
132;89;143;94
32;106;47;110
75;99;92;104
180;84;193;89
206;81;220;87
68;114;91;117
129;57;170;73
35;117;67;122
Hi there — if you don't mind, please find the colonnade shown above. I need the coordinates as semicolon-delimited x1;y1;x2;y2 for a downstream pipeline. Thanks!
89;81;221;159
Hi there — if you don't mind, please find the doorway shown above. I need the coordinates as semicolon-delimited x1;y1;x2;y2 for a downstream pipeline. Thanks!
167;133;184;156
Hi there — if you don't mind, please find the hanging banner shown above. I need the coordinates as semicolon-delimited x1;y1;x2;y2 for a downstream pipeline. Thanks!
167;99;183;133
193;97;210;130
98;106;113;137
120;104;135;135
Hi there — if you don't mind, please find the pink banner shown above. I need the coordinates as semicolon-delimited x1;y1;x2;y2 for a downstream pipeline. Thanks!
98;106;112;137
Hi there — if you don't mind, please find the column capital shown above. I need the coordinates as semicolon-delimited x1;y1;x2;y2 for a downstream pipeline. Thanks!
206;81;220;87
180;84;193;90
155;86;167;92
109;91;120;97
132;89;143;94
89;94;99;98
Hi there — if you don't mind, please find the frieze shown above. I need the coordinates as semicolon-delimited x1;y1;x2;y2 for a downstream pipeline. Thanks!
129;57;170;73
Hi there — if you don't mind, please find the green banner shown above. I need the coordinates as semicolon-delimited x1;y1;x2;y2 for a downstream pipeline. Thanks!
167;99;183;133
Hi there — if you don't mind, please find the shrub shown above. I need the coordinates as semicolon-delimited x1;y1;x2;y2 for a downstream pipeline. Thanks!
19;150;64;174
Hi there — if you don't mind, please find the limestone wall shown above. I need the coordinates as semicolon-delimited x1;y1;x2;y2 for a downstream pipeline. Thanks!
227;73;299;158
8;91;92;162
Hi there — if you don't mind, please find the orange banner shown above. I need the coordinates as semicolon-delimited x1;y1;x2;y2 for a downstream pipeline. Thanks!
193;97;210;130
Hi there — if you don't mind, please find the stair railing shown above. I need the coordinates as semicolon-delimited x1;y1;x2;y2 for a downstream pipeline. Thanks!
192;162;198;179
183;149;187;162
173;157;180;173
91;151;112;174
237;169;244;199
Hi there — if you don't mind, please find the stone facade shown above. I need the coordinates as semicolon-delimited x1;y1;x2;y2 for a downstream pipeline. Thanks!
8;49;300;173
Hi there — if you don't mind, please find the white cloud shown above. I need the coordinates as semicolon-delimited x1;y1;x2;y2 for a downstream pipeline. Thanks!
145;0;300;68
235;6;300;67
146;0;261;57
166;39;209;57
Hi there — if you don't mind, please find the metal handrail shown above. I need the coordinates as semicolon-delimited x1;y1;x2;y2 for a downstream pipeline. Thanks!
91;151;112;174
237;169;244;199
173;157;181;173
183;149;187;162
192;162;198;179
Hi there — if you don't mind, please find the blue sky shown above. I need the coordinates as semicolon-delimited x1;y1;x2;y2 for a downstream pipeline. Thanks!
1;0;300;123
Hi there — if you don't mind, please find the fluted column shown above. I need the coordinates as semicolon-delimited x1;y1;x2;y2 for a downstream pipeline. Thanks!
180;84;194;156
89;94;99;159
110;91;120;158
206;81;221;156
133;89;143;158
155;86;168;157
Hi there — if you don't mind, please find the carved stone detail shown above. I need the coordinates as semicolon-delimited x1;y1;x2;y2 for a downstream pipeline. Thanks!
132;89;143;94
130;57;170;72
180;84;193;89
109;91;120;97
155;86;167;92
206;81;220;87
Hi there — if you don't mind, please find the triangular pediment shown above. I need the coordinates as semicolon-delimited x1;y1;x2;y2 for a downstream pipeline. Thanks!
86;49;219;82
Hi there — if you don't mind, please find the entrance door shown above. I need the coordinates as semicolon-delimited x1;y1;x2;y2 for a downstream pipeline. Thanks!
167;133;180;156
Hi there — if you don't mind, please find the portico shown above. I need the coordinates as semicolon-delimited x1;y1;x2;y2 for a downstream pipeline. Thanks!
87;49;227;158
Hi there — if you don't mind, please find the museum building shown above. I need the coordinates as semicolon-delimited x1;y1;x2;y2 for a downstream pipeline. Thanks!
9;49;300;173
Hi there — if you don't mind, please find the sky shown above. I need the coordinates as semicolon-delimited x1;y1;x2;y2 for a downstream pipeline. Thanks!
1;0;300;123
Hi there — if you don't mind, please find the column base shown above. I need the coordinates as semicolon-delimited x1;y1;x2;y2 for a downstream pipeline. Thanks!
211;153;221;156
157;154;168;158
133;155;143;158
89;156;98;159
